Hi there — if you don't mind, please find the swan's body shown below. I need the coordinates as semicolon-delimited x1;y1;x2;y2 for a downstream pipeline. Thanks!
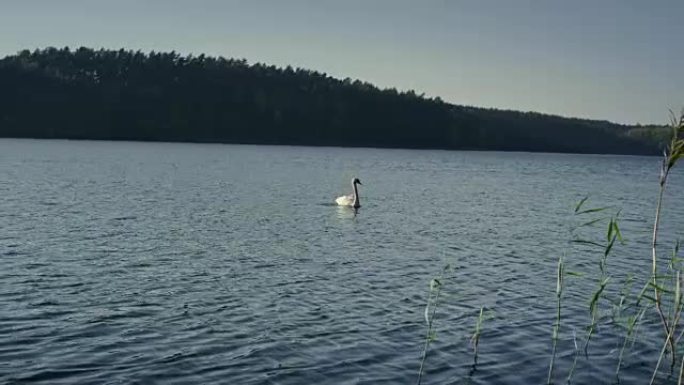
335;178;362;208
335;194;355;206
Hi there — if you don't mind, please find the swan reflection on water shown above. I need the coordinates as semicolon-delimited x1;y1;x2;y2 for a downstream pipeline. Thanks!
336;205;360;219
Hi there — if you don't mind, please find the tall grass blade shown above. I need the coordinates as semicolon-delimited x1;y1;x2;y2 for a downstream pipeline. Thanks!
574;196;589;213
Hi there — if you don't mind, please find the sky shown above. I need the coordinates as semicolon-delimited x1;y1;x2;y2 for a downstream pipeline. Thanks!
0;0;682;125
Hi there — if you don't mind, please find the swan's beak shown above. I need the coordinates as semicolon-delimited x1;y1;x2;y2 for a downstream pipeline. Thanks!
358;181;363;185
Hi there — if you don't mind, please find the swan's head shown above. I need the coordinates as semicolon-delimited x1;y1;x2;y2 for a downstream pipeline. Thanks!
352;177;362;185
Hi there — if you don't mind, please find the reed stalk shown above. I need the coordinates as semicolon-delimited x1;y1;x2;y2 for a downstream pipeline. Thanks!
417;266;449;385
615;307;646;378
650;109;684;369
548;256;564;384
471;306;485;366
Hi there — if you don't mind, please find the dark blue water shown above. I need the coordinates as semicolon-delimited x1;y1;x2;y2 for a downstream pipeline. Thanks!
1;139;682;384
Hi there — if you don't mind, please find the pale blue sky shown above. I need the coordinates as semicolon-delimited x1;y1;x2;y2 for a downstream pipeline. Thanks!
1;0;682;124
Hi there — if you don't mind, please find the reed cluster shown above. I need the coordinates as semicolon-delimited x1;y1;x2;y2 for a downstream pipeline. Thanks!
418;110;683;384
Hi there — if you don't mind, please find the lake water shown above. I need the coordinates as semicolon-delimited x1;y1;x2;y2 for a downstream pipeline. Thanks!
1;139;683;384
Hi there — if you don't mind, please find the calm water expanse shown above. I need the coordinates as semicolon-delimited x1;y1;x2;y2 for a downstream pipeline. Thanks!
1;139;683;384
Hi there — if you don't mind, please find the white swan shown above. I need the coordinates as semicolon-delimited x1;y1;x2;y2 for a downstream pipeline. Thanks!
335;177;362;208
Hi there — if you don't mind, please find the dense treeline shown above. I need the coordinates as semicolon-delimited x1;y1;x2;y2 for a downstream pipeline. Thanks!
0;47;663;154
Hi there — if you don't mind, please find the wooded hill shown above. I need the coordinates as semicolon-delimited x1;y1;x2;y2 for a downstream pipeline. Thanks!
0;47;665;155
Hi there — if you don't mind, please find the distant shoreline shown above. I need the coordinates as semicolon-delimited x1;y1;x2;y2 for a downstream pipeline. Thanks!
0;136;662;158
0;47;666;156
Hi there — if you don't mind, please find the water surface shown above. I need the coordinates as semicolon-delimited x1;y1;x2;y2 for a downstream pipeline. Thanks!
1;139;682;384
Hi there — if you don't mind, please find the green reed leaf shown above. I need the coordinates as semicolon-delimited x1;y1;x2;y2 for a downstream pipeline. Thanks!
576;207;609;215
575;196;589;213
571;239;605;248
577;218;605;228
607;218;614;242
613;220;623;243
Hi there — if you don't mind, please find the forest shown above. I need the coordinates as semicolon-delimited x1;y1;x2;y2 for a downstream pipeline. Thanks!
0;47;666;155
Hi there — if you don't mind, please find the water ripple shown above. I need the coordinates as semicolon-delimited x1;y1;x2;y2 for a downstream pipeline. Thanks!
0;140;680;384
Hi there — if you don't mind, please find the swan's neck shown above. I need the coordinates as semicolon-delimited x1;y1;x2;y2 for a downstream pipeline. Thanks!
352;183;360;208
